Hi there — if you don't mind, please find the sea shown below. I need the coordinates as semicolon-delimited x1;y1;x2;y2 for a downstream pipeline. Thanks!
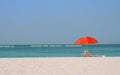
0;44;120;57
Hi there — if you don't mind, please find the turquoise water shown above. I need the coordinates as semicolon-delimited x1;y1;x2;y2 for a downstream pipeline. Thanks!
0;44;120;57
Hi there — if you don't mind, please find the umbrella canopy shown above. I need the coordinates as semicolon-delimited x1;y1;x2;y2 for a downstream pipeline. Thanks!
75;36;98;44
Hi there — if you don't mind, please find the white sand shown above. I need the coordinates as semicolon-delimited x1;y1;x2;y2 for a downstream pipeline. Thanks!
0;57;120;75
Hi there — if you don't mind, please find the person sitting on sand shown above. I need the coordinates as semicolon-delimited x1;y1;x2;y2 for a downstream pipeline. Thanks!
82;50;92;57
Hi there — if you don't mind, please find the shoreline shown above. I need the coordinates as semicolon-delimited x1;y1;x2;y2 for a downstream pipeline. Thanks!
0;57;120;75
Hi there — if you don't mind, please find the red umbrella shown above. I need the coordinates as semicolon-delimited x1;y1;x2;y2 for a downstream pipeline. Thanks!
74;36;98;50
75;36;98;44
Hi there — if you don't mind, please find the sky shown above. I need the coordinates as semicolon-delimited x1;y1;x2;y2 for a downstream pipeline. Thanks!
0;0;120;44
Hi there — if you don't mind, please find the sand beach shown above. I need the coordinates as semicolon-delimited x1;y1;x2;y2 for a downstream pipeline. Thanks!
0;57;120;75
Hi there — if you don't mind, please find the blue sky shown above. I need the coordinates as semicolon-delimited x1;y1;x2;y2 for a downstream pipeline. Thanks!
0;0;120;44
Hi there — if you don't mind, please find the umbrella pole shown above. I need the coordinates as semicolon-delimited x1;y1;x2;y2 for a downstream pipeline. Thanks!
86;44;88;50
